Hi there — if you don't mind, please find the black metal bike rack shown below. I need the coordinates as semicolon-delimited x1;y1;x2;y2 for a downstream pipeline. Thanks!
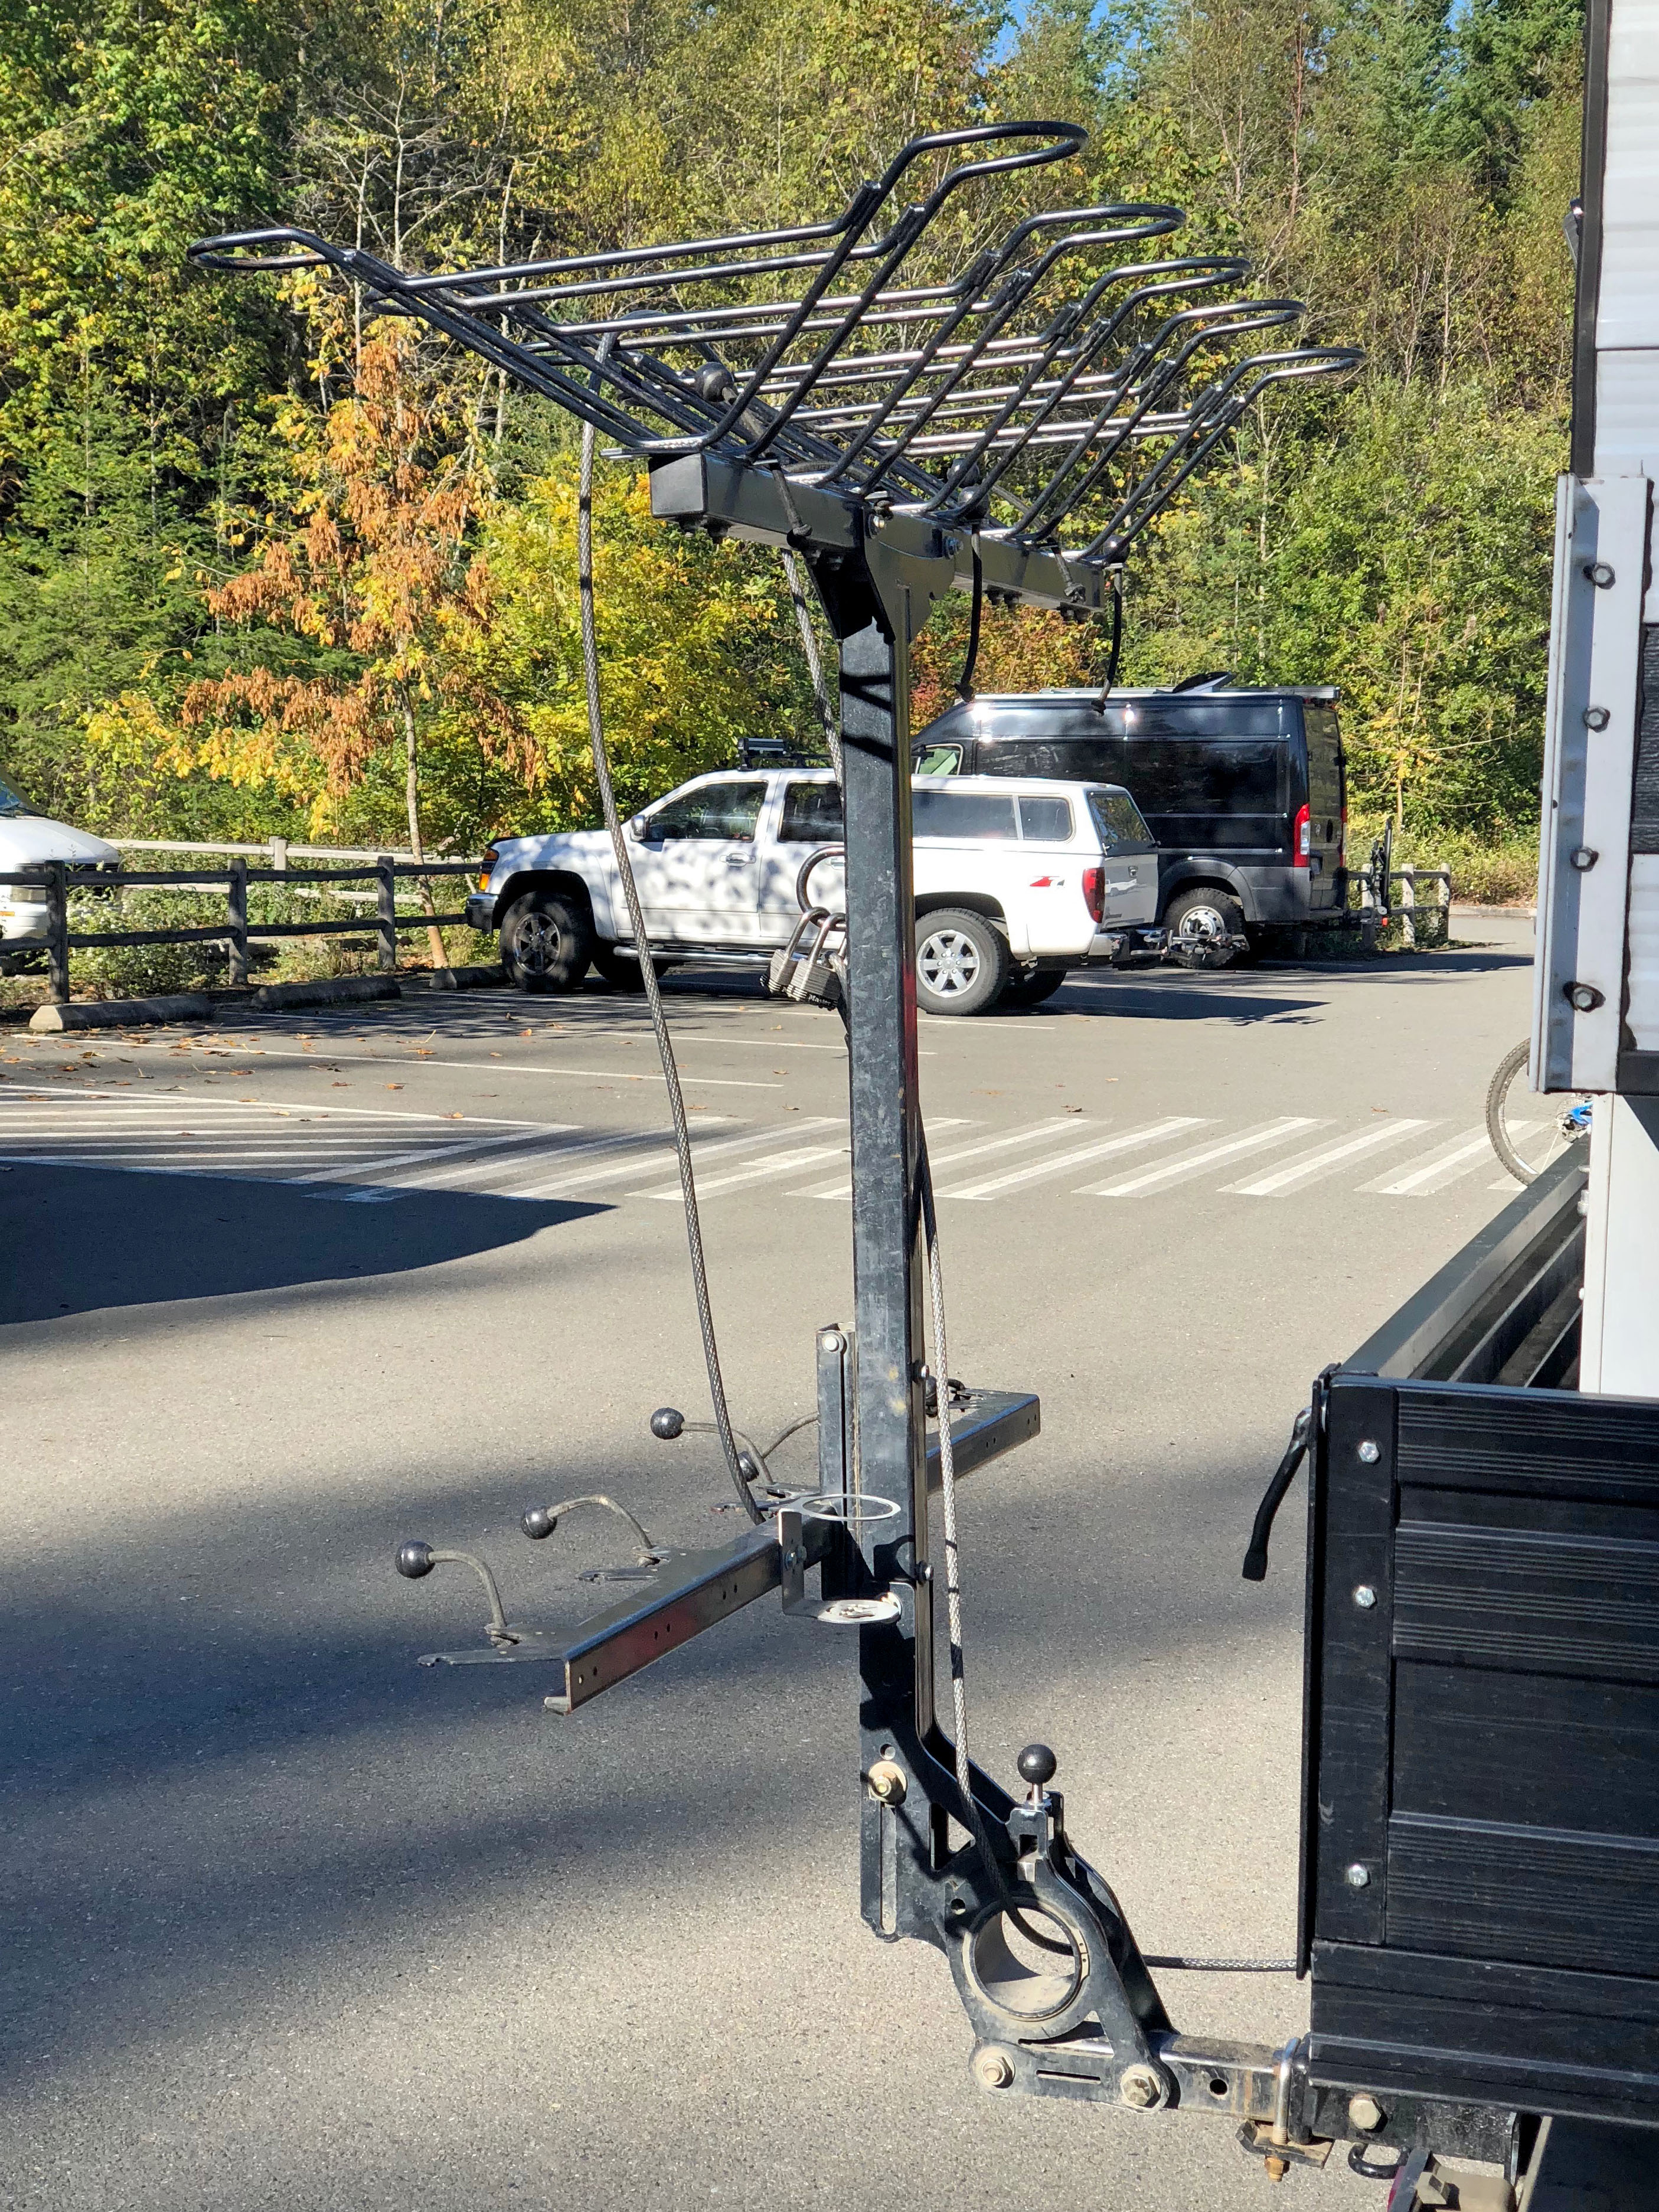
188;125;1659;2197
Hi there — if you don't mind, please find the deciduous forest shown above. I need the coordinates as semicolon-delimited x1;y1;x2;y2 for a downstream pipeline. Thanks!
0;0;1582;868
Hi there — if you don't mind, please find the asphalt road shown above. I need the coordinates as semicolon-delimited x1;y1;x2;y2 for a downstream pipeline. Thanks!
2;913;1536;2212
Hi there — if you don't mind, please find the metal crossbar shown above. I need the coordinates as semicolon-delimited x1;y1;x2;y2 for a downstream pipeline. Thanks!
191;122;1358;581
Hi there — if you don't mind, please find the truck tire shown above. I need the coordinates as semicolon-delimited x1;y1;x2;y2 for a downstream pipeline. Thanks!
1000;964;1069;1008
500;890;593;993
1165;886;1246;971
915;910;1009;1015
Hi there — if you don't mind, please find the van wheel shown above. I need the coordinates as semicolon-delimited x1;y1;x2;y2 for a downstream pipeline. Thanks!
501;891;593;992
1000;965;1069;1009
915;910;1009;1015
1166;887;1246;971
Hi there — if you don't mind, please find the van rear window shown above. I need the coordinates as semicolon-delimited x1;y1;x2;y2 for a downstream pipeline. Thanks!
1126;738;1284;813
982;738;1123;781
912;789;1018;840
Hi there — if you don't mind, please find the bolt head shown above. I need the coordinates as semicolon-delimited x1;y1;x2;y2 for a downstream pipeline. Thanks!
1345;1862;1371;1888
1357;1440;1380;1464
866;1759;907;1805
1570;847;1599;871
1119;2064;1163;2110
1353;1584;1377;1610
1347;2093;1385;2133
1583;707;1611;731
973;2047;1015;2090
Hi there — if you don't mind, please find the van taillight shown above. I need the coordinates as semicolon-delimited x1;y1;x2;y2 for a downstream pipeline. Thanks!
1294;805;1310;865
1083;865;1105;922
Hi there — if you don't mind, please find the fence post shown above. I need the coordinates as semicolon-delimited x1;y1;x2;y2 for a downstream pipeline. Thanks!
1438;868;1452;943
45;862;68;1003
1400;865;1416;950
1358;874;1377;953
376;856;397;972
227;858;249;988
271;836;288;877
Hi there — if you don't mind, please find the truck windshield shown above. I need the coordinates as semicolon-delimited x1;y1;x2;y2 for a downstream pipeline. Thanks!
913;744;963;775
0;777;38;817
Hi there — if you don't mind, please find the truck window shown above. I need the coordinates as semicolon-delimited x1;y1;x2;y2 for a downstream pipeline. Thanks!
1018;796;1073;841
1088;789;1152;853
645;779;766;841
778;780;845;841
912;789;1018;840
0;777;38;818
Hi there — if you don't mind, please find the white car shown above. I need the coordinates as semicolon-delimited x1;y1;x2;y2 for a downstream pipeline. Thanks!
468;767;1161;1014
0;776;120;968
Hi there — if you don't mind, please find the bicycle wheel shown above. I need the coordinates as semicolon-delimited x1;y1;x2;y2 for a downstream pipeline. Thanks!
1485;1040;1593;1183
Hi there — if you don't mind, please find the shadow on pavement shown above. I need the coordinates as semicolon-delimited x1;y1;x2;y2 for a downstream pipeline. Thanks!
0;1161;605;1324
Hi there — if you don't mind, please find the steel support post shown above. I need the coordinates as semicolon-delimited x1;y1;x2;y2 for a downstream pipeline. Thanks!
837;606;933;1736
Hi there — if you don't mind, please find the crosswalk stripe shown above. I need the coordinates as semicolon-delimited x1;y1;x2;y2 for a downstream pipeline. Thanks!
1226;1119;1434;1197
944;1118;1207;1200
1363;1126;1517;1197
792;1116;1087;1201
295;1125;583;1187
505;1118;837;1198
1085;1118;1322;1197
638;1143;846;1198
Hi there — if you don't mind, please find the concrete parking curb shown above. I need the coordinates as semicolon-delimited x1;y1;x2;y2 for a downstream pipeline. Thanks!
252;976;402;1011
398;965;507;992
29;993;213;1033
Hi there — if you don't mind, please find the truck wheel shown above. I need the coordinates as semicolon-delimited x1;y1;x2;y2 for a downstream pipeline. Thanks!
500;891;593;993
1000;965;1069;1009
1165;887;1246;971
915;910;1009;1015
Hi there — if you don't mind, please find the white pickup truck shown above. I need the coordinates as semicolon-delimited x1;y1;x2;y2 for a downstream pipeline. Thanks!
466;767;1161;1014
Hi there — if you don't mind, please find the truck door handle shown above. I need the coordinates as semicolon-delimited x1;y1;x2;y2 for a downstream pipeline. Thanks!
724;853;749;867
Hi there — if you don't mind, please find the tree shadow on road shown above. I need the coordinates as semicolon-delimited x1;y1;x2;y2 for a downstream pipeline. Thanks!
0;1161;606;1324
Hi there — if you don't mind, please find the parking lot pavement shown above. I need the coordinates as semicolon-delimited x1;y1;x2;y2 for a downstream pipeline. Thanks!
2;918;1536;2212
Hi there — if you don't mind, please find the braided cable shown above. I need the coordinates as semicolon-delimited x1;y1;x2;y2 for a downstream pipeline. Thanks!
577;398;760;1524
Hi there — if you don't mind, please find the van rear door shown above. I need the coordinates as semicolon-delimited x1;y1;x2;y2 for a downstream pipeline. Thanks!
1301;704;1345;911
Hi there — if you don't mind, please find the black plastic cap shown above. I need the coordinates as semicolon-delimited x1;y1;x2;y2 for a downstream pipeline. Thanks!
396;1540;436;1579
650;1407;685;1440
521;1505;557;1541
1016;1743;1057;1788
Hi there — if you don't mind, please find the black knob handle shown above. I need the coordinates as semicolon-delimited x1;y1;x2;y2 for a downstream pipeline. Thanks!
1017;1743;1057;1788
396;1540;436;1579
650;1407;685;1440
521;1505;557;1541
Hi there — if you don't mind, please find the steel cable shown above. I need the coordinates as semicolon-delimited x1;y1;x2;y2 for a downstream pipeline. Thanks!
577;387;760;1524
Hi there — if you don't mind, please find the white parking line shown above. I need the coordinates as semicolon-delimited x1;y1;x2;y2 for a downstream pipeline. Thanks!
638;1145;847;1198
1084;1119;1322;1197
295;1125;581;1185
1363;1126;1525;1197
506;1118;840;1198
791;1116;1083;1201
945;1118;1207;1200
1227;1119;1433;1196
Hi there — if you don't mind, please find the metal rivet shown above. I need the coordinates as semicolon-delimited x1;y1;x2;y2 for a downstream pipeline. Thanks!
1583;561;1615;588
1357;1440;1380;1463
1583;707;1611;730
1353;1584;1377;1610
1570;847;1598;871
1345;1863;1370;1888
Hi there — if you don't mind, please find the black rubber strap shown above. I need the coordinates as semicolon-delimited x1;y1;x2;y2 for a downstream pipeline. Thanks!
955;548;984;702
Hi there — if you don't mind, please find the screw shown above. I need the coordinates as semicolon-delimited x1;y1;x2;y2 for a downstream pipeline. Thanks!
1119;2064;1162;2109
1357;1440;1380;1464
1345;1863;1370;1888
1583;706;1611;730
1353;1584;1377;1610
1348;2093;1384;2132
866;1759;907;1806
974;2047;1014;2090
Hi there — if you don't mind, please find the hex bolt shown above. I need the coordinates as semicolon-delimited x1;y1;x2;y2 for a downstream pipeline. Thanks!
1567;982;1605;1014
1583;561;1615;588
1345;1863;1371;1888
1353;1584;1377;1610
1570;847;1599;871
1119;2064;1163;2109
866;1759;907;1806
1348;2093;1385;2133
1583;707;1611;730
973;2047;1015;2091
1357;1440;1380;1464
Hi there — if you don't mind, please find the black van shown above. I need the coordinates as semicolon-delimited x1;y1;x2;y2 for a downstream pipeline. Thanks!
912;681;1347;963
